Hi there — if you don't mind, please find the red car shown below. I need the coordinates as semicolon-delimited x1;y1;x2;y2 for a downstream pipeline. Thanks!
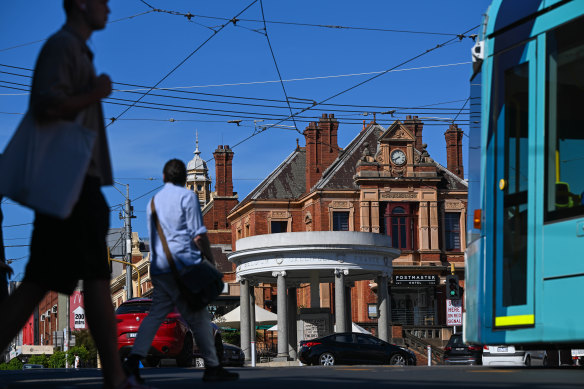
116;298;194;367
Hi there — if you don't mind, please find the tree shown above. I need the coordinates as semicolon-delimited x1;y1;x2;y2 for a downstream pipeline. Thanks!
7;357;23;370
28;354;49;368
49;351;66;368
66;346;89;367
74;330;98;367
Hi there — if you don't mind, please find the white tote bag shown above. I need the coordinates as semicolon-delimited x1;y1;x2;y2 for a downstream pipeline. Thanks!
0;112;96;219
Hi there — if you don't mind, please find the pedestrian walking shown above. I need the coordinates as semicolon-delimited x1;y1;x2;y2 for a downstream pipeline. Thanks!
123;159;238;383
0;200;12;302
0;1;150;388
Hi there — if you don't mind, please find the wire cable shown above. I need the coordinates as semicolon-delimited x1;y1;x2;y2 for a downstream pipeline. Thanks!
107;0;259;127
259;0;299;133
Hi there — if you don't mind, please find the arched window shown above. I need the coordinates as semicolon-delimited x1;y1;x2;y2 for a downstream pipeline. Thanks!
384;203;413;250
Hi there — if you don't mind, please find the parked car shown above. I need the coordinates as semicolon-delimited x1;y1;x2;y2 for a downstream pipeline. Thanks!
22;364;44;369
221;343;245;367
443;333;482;365
298;332;416;366
482;345;547;367
116;298;194;367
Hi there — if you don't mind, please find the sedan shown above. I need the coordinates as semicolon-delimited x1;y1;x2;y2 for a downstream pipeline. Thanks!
443;334;482;365
482;345;547;367
298;332;416;366
116;298;193;367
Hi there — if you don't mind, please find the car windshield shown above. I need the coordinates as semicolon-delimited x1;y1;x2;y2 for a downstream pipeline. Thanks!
448;335;464;346
116;302;151;314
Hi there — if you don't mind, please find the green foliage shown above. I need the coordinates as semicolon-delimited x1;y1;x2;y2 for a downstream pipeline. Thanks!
66;345;89;366
221;331;240;346
7;358;23;370
49;351;66;368
0;363;7;370
73;330;98;367
27;354;49;368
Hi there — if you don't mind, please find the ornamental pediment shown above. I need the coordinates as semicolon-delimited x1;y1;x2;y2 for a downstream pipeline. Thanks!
379;120;415;143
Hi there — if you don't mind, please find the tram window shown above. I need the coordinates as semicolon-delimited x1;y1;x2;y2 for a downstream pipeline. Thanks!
444;213;461;251
545;16;584;222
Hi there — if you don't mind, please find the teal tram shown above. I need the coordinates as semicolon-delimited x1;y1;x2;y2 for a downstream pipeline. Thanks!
464;0;584;352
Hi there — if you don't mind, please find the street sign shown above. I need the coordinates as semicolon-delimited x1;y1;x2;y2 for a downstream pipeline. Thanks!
446;298;462;326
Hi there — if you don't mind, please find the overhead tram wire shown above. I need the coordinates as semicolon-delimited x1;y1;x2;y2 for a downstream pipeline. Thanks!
0;10;156;53
224;24;480;154
106;0;259;128
0;64;471;111
259;0;299;133
139;4;468;37
452;96;471;138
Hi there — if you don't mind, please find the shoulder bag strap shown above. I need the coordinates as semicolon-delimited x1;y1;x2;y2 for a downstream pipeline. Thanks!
150;196;183;284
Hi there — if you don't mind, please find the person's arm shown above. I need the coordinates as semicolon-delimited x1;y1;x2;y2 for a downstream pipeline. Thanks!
194;233;215;264
41;74;111;120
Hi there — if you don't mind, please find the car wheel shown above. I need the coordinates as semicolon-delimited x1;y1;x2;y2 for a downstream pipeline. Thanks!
524;355;531;367
319;352;335;366
195;358;205;368
176;336;194;367
142;357;160;367
389;353;406;366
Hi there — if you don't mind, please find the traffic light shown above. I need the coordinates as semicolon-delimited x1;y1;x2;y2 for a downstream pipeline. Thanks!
446;275;460;299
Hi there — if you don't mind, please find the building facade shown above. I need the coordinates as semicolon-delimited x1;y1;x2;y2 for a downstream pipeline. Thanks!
228;114;467;333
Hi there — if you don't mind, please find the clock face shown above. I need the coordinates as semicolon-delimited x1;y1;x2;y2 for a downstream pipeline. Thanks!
391;149;406;166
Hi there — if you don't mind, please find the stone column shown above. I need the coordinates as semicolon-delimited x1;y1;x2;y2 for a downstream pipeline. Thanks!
287;287;298;359
239;279;251;361
250;284;256;343
378;273;390;342
274;271;289;358
419;201;430;250
310;270;320;309
371;201;380;233
345;283;353;332
430;201;439;250
334;269;347;333
360;201;370;232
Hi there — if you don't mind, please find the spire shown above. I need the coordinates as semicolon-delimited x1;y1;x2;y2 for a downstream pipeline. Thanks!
194;130;200;156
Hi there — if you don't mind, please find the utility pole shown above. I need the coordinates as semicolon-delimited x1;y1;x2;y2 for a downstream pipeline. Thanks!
124;184;134;301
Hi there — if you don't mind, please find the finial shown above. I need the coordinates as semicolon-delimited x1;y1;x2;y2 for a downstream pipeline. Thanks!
194;130;200;155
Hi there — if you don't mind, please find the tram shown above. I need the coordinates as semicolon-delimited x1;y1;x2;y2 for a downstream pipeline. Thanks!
464;0;584;350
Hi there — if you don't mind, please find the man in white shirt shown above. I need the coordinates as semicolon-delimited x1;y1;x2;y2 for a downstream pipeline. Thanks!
124;159;237;383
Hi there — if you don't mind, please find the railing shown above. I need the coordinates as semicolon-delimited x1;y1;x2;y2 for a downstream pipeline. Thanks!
403;330;444;364
391;308;436;327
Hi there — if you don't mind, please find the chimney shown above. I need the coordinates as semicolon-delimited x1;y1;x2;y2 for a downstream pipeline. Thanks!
304;113;339;192
213;145;234;196
404;115;424;150
444;124;464;179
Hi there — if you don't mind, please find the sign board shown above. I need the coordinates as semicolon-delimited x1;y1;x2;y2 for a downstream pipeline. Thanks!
446;298;462;326
70;291;87;330
73;306;86;329
393;274;439;286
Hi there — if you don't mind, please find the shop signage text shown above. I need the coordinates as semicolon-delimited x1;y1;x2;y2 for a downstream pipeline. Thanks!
393;274;438;286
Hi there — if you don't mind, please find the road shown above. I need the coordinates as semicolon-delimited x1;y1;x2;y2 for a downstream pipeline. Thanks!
1;365;583;389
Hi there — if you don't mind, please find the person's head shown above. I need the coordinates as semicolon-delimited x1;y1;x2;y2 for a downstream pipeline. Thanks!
163;159;187;186
64;0;110;31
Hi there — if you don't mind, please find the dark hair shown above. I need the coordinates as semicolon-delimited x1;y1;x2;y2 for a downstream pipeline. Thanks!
163;159;187;185
63;0;75;16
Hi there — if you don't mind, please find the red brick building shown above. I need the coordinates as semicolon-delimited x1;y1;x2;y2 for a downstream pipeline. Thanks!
227;114;467;331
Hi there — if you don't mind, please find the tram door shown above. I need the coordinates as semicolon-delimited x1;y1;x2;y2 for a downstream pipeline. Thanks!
541;18;584;283
492;40;536;328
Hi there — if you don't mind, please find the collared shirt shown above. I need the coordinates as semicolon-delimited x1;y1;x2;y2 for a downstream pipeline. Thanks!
147;183;207;275
29;25;113;186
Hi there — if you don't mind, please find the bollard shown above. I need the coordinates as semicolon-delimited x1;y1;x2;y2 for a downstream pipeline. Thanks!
251;341;256;367
427;345;431;366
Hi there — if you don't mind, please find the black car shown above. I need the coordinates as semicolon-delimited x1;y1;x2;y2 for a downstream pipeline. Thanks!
443;333;482;365
221;343;245;367
298;332;416;366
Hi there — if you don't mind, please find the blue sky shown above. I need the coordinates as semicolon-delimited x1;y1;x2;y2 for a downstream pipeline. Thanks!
1;0;491;281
